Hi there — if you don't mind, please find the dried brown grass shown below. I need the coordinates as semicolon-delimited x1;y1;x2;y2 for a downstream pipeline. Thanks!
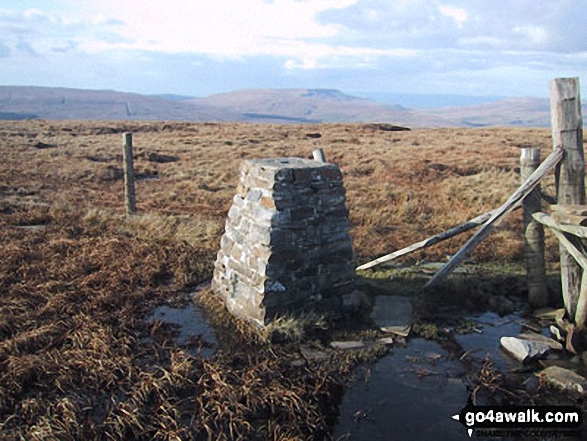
0;120;581;439
0;120;566;263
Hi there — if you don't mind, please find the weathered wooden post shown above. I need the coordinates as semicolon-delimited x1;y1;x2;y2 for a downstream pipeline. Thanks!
312;148;326;162
550;77;585;319
520;147;548;306
122;132;137;214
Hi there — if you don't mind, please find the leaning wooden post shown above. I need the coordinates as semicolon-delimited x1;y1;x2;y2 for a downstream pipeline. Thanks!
122;132;137;214
550;77;585;320
520;147;548;307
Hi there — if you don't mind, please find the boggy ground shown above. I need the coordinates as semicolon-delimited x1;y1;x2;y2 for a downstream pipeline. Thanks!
0;120;581;439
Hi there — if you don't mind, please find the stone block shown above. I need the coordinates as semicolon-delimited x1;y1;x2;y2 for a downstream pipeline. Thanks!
212;157;355;325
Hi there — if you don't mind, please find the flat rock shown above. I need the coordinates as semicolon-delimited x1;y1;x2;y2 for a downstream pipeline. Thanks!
376;337;394;346
538;366;587;394
550;325;565;342
371;295;412;337
330;340;366;350
500;336;550;363
518;331;564;350
300;346;330;363
539;360;581;371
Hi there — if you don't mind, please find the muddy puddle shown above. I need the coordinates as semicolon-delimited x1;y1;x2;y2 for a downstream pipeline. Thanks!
148;301;217;358
334;310;525;441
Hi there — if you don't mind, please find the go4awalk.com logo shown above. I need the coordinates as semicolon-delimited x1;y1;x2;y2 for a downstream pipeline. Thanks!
451;398;583;438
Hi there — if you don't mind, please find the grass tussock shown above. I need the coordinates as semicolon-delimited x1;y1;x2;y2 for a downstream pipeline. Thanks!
0;204;374;440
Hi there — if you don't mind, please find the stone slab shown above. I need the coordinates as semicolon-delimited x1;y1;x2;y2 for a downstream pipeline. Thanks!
500;336;550;363
538;366;587;394
331;341;366;350
518;331;564;351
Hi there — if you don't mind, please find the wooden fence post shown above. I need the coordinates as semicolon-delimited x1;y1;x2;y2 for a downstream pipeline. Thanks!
122;132;137;214
312;148;326;162
424;148;563;291
550;77;585;319
520;147;548;306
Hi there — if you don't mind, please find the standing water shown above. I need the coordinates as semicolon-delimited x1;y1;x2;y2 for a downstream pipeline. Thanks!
334;311;524;440
149;301;217;358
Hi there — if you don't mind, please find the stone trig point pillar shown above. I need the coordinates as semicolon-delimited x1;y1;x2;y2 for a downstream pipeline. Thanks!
212;157;355;326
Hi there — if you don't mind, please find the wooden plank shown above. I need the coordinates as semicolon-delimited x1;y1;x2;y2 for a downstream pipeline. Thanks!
356;209;498;271
576;271;587;330
423;147;564;291
551;204;587;217
533;212;587;238
532;213;587;270
550;211;587;227
521;147;548;306
551;77;585;319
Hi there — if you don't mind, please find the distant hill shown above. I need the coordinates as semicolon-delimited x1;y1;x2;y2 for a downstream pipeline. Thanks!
0;86;240;121
421;97;555;127
191;88;448;126
0;85;584;127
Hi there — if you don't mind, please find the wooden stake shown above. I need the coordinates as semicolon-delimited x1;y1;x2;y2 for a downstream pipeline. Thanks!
313;148;326;162
357;208;498;271
533;212;587;330
122;132;136;214
424;147;564;291
521;147;548;307
551;77;585;319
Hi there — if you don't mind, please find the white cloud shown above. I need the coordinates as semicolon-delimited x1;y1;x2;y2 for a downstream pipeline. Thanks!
438;5;468;28
514;25;547;45
1;0;586;97
364;9;378;21
23;8;46;19
68;0;423;70
282;43;418;70
79;0;356;54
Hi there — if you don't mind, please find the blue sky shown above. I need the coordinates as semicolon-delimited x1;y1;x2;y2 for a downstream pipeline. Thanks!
0;0;585;99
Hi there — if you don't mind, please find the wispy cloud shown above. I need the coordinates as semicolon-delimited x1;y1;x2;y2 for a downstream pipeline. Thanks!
0;0;584;97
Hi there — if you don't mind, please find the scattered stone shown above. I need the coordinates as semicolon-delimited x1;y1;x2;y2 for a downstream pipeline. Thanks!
300;346;330;363
500;336;550;363
518;331;563;351
538;366;587;394
376;337;394;346
539;360;580;370
371;295;412;337
331;340;366;350
550;325;565;342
